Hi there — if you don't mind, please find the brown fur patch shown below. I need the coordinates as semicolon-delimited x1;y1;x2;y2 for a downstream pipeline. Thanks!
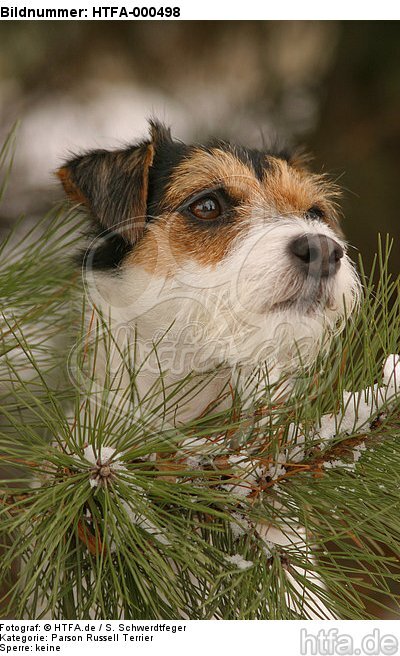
131;210;247;273
263;157;341;229
57;166;88;206
163;148;262;210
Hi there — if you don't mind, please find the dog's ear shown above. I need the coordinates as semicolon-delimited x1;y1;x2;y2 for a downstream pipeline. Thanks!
57;120;172;244
149;119;172;145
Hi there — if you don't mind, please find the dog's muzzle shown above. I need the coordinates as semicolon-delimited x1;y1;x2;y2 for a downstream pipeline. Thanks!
289;233;344;279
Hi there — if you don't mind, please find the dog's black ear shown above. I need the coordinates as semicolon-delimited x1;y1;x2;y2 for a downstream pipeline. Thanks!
57;120;172;244
149;119;172;145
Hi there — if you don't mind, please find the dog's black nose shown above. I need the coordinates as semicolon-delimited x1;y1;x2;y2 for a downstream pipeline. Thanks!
290;234;344;278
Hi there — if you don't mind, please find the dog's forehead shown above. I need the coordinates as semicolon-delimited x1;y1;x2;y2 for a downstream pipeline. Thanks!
163;146;263;207
149;140;272;208
149;140;338;222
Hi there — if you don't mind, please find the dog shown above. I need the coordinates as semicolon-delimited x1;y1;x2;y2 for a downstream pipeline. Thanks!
58;120;360;424
57;120;361;619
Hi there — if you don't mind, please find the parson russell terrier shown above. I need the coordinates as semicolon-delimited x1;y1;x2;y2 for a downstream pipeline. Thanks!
57;120;361;619
58;119;360;429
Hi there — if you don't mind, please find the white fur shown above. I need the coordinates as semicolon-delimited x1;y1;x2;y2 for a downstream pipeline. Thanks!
78;213;360;425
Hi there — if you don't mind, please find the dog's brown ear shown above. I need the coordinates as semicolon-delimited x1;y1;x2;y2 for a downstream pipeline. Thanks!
57;121;172;244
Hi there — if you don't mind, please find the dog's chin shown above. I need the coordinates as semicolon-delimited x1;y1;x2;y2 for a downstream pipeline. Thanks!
269;277;337;315
271;292;336;318
231;288;350;372
212;303;335;374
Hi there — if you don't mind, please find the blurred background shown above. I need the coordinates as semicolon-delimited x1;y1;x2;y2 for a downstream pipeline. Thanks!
0;21;399;274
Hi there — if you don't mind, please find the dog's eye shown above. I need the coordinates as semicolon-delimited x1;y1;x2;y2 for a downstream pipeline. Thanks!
188;195;221;220
306;206;324;220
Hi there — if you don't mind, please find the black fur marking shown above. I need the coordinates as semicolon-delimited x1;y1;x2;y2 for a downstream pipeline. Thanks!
205;139;280;181
77;230;133;271
238;147;268;181
147;139;191;216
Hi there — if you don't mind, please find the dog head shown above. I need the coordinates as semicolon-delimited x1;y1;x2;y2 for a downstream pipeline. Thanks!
58;120;360;378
